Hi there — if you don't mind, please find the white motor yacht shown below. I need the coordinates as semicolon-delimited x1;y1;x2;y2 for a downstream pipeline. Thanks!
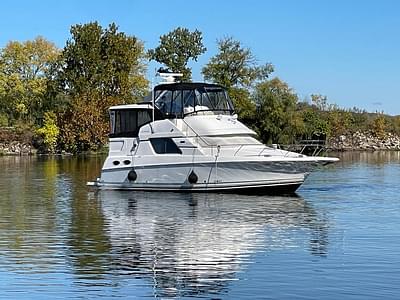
88;79;338;194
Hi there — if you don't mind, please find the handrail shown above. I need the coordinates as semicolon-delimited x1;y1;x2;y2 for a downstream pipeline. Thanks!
181;119;211;146
282;140;328;157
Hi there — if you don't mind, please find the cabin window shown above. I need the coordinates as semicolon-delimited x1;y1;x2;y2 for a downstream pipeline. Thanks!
110;109;152;138
150;138;182;154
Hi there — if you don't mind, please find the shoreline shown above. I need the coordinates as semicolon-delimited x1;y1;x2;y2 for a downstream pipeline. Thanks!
1;131;400;156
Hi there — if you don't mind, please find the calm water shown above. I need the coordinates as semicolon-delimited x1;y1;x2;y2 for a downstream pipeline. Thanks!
0;152;399;299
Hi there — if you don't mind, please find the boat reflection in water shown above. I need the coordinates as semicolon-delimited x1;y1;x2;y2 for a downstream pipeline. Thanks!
96;191;329;298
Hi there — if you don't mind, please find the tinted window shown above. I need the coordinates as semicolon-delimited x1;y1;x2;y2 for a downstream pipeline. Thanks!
154;85;234;117
150;138;182;154
110;109;152;138
155;91;173;115
155;90;183;118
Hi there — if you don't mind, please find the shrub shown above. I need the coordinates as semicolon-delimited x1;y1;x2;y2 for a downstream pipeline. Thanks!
36;112;59;153
0;114;8;127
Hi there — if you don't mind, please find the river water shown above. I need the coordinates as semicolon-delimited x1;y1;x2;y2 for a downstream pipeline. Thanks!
0;152;399;299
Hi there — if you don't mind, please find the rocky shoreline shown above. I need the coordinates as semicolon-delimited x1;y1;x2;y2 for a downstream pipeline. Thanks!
1;131;400;155
0;142;36;155
328;131;400;151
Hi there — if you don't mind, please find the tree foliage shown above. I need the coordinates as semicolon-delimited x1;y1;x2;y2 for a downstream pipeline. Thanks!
57;94;114;152
148;27;206;81
370;113;387;138
301;109;329;139
229;87;256;124
56;22;147;101
254;78;303;144
36;111;59;153
1;26;399;152
202;37;274;89
0;36;60;124
55;22;148;151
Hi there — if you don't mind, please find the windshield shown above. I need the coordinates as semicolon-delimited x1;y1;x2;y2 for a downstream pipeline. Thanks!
192;87;233;113
154;85;234;118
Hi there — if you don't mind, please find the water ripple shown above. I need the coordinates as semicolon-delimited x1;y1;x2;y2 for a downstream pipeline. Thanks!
0;154;399;299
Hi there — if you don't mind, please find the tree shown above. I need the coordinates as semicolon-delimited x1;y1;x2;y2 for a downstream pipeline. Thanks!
202;37;274;89
148;27;206;81
202;37;273;122
327;108;353;137
229;87;257;124
310;94;328;111
0;36;60;124
254;78;303;144
301;109;329;139
370;113;387;139
54;22;148;151
36;111;59;153
56;22;147;101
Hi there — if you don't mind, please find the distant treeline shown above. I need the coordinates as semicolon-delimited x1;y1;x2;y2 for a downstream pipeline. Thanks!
0;23;399;153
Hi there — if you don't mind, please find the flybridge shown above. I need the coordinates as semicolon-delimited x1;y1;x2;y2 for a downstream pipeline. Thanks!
108;82;236;138
151;82;235;118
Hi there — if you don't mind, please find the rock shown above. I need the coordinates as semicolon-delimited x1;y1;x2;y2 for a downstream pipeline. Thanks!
0;141;33;155
328;131;400;151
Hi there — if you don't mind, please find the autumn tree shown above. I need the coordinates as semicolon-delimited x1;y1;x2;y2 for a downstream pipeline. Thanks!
148;27;206;81
370;113;387;139
0;36;60;124
55;22;148;151
202;37;273;121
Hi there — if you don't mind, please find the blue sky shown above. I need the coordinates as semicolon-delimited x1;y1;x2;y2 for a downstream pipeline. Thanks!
1;0;400;115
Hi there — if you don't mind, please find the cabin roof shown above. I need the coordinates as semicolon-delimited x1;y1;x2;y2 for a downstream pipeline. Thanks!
109;103;153;110
154;82;225;91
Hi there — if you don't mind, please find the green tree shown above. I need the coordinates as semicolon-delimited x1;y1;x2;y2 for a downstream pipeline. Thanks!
202;37;274;89
54;22;148;151
148;27;206;81
0;36;60;124
202;37;273;121
229;87;256;124
300;108;329;139
254;78;303;144
56;22;147;101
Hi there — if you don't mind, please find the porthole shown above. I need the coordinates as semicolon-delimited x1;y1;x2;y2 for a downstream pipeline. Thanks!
123;160;131;165
113;160;120;166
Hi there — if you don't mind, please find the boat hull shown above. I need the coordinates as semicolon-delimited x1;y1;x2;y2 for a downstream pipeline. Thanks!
88;180;302;195
87;158;329;194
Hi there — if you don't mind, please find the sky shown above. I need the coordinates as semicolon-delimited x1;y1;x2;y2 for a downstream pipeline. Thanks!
1;0;400;115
